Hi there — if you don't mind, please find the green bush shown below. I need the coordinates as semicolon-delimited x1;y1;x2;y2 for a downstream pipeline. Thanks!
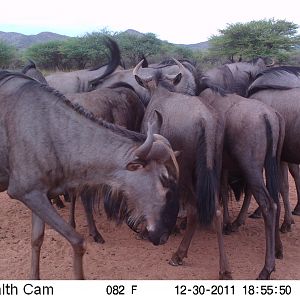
0;41;16;68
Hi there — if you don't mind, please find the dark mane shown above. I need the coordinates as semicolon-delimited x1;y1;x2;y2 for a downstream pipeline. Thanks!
158;58;196;67
108;81;136;92
258;66;300;78
21;59;36;74
0;71;146;143
246;66;300;97
247;85;292;97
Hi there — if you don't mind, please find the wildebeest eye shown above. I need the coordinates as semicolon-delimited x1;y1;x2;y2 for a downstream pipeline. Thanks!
160;173;170;187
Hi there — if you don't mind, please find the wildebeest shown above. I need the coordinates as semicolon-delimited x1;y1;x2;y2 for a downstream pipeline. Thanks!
133;60;232;279
203;62;300;232
201;58;267;97
156;58;284;279
45;37;122;93
66;82;145;242
88;58;199;106
247;67;300;221
67;82;144;131
0;70;179;279
89;64;151;106
23;60;145;242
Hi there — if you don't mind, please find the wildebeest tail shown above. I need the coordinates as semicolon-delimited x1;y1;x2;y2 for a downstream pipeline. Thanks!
195;125;217;225
264;115;280;205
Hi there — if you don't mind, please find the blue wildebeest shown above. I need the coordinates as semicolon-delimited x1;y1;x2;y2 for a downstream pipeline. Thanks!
88;58;199;106
133;60;232;279
65;82;145;242
201;58;268;97
202;62;299;232
67;82;144;132
45;37;122;93
23;61;146;243
0;71;180;279
156;58;284;279
246;66;300;224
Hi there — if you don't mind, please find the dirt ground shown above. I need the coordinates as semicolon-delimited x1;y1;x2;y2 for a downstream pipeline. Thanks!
0;176;300;280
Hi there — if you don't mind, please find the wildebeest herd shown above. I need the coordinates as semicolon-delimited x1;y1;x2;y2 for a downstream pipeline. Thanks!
1;37;300;280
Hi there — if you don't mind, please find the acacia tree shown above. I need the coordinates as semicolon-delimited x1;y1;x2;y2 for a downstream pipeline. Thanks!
0;41;15;68
25;40;65;70
115;32;162;67
208;19;300;62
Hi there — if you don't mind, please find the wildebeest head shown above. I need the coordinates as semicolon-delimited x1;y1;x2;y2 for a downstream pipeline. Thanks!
202;57;268;97
133;58;199;96
104;116;179;246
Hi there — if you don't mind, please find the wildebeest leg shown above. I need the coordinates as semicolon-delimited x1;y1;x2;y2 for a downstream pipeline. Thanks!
81;189;105;244
288;163;300;216
52;195;65;208
21;190;86;279
169;202;197;266
249;206;262;219
246;175;277;279
280;162;294;233
231;188;252;232
213;207;232;279
63;191;71;203
220;170;232;234
31;213;45;279
68;191;76;228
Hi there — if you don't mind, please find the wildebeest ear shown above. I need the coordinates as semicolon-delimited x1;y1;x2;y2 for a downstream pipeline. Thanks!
126;159;146;171
173;73;182;86
135;75;147;89
152;110;163;134
141;55;148;68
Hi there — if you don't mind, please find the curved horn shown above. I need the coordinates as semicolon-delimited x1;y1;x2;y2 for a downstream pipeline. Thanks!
134;121;155;159
133;59;145;76
265;58;275;67
146;138;180;180
172;57;186;74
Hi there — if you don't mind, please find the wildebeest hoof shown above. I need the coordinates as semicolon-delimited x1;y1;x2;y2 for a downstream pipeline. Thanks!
230;221;242;232
93;234;105;244
257;268;272;280
219;271;233;280
280;222;292;233
169;254;183;266
249;209;262;219
223;223;233;235
275;249;283;259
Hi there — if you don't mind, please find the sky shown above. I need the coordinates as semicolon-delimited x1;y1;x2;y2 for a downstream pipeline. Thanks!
1;0;299;44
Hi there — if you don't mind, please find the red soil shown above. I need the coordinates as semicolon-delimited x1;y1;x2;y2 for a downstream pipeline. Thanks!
0;176;299;280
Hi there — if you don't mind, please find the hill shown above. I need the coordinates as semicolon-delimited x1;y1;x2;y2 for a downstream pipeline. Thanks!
175;41;210;51
0;31;70;49
0;29;210;51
